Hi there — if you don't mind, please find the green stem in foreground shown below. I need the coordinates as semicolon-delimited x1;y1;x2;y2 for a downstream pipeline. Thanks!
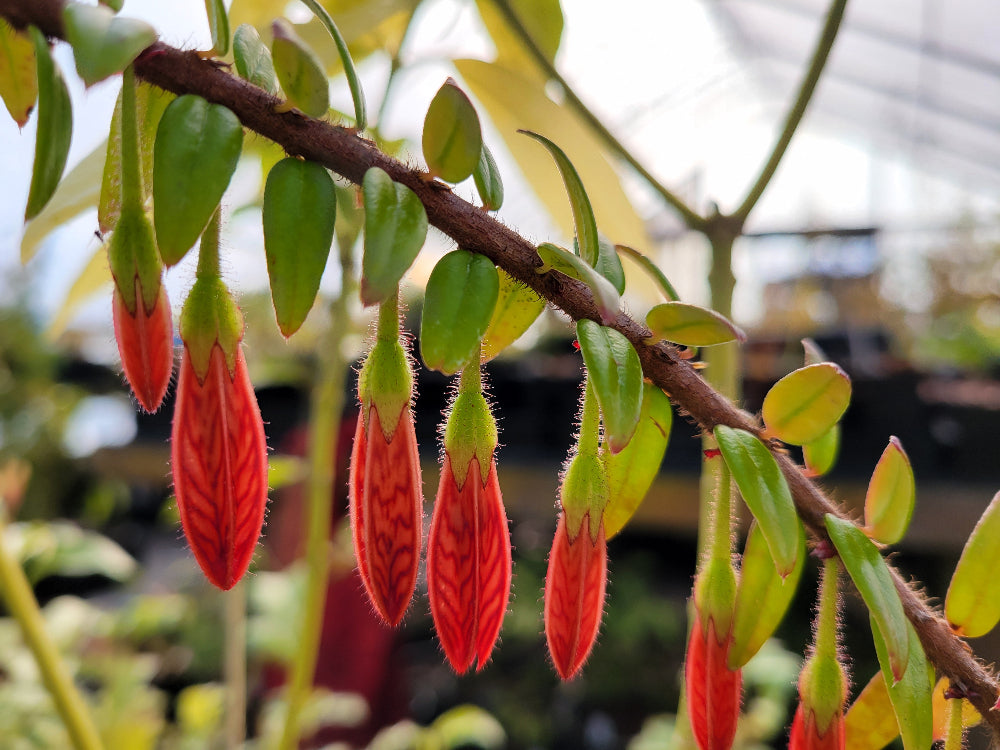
277;251;353;750
223;580;247;750
732;0;849;223
489;0;707;233
0;510;104;750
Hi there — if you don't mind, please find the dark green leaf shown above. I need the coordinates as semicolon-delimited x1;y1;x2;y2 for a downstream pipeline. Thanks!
62;3;156;86
299;0;366;130
204;0;229;55
825;514;909;681
576;319;643;453
762;363;852;446
263;158;336;336
596;235;625;295
233;24;278;95
24;27;72;221
360;167;427;305
271;18;329;118
604;383;672;537
474;141;504;211
520;130;599;270
729;520;805;667
536;242;619;324
153;95;243;264
714;425;800;577
646;302;745;347
420;250;499;375
423;78;482;183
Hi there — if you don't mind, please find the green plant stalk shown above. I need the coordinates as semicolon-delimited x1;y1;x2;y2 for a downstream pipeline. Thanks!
0;512;104;750
488;0;707;233
944;697;964;750
578;377;600;456
119;65;143;216
223;580;246;750
277;247;353;750
732;0;849;223
815;558;839;658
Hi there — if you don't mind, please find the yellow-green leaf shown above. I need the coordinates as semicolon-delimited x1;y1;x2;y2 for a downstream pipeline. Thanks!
931;678;980;741
715;425;801;577
205;0;230;55
825;514;909;682
24;26;72;221
946;490;1000;637
423;78;482;183
864;437;915;545
728;520;805;668
646;301;744;347
0;21;37;127
271;18;329;118
603;383;671;538
22;139;106;262
617;245;680;301
762;363;852;446
804;424;840;477
454;59;651;254
871;618;933;750
481;269;544;361
473;141;504;211
48;245;111;339
475;0;563;73
845;671;899;750
233;23;279;94
536;242;619;324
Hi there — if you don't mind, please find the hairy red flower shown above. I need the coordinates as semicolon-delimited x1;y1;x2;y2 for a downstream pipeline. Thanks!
544;511;607;680
349;404;422;625
686;614;742;750
427;454;511;672
789;704;844;750
113;278;173;413
171;344;268;590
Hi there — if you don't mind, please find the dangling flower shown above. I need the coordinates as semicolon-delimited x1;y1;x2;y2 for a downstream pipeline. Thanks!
112;276;172;413
544;380;609;680
427;358;511;672
349;291;423;625
686;610;742;750
171;209;268;591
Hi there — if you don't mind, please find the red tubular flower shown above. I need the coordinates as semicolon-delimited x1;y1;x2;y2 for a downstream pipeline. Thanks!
427;454;511;672
544;510;607;680
171;343;268;591
113;277;173;413
789;704;844;750
349;403;422;626
686;613;742;750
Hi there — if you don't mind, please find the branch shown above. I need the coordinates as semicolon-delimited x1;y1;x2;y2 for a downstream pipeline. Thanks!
731;0;848;224
5;0;998;734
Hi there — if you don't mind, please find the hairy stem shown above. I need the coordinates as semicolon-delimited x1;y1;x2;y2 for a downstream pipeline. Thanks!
2;0;999;736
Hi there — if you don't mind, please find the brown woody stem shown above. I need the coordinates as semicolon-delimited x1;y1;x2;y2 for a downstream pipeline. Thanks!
3;0;998;734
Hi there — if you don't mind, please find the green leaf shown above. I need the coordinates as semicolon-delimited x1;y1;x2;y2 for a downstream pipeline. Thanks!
233;24;279;94
871;618;933;750
473;141;504;211
864;437;915;545
99;0;125;11
22;139;105;262
0;20;37;127
6;521;136;583
24;27;72;222
263;158;336;336
825;514;909;681
844;671;900;750
728;520;805;668
481;269;544;361
420;250;499;375
422;78;482;183
714;425;800;577
153;94;244;265
455;60;651;253
595;235;626;295
205;0;230;55
360;166;427;305
298;0;366;130
761;363;852;446
429;704;505;749
603;383;672;538
576;319;643;453
536;242;619;324
645;301;745;347
271;18;329;118
519;129;599;269
803;423;840;477
617;245;680;301
946;490;1000;637
99;80;173;233
48;245;110;339
62;3;156;86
